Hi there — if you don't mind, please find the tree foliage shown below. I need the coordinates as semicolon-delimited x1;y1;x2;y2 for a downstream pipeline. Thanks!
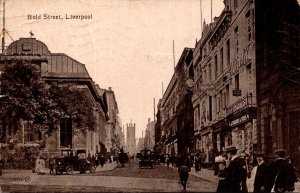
0;61;96;142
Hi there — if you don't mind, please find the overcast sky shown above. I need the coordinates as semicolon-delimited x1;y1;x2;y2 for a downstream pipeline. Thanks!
4;0;224;139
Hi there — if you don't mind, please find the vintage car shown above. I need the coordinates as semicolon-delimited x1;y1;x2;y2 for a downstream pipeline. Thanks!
138;149;154;169
54;149;96;175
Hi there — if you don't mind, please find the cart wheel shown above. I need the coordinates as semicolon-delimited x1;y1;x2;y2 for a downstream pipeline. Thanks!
89;165;96;173
66;165;73;175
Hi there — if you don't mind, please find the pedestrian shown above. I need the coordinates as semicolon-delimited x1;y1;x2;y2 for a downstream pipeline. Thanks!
195;153;201;172
178;154;191;191
216;146;247;192
214;151;225;176
253;152;272;192
285;156;297;192
270;148;294;192
239;151;249;192
35;155;45;175
49;155;55;174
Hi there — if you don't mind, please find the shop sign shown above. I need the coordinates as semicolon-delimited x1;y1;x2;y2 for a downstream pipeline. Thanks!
229;114;250;127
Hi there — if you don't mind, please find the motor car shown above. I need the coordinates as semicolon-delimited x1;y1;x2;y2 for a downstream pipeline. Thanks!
54;148;96;175
139;149;154;169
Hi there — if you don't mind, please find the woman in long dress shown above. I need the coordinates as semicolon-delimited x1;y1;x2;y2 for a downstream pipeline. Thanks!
35;156;45;175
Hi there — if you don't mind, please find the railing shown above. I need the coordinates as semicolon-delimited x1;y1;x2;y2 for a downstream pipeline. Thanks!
226;93;256;116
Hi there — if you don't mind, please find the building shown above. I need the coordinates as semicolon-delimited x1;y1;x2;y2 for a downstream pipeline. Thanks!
144;118;156;150
0;38;116;157
126;121;136;155
158;48;194;155
192;0;299;164
103;87;122;154
255;0;300;165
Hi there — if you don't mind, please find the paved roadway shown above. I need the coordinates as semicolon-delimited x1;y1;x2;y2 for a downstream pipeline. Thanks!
0;161;216;192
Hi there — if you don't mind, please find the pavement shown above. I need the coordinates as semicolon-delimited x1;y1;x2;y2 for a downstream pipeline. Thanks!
168;164;300;192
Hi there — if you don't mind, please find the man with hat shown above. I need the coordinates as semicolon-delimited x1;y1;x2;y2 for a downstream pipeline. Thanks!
253;152;272;192
217;146;247;192
270;148;290;192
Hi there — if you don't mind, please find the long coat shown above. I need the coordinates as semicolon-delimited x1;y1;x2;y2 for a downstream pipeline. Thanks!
222;156;247;192
270;158;295;192
254;162;272;192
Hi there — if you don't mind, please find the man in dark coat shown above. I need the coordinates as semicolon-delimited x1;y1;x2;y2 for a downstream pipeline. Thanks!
177;154;191;191
217;146;247;192
270;149;293;192
253;152;272;192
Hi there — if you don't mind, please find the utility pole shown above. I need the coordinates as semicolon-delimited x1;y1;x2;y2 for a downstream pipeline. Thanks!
2;0;5;53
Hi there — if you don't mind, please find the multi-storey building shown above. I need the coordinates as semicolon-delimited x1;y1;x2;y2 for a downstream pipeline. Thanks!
255;0;300;165
0;38;110;156
192;0;299;164
144;118;156;150
103;87;122;154
159;48;194;155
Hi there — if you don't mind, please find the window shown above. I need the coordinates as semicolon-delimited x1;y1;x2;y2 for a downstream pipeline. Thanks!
220;48;224;72
235;74;240;90
226;39;230;67
208;96;212;121
233;0;238;10
226;85;230;107
215;54;218;80
235;26;239;53
246;10;252;42
208;64;212;83
60;118;73;148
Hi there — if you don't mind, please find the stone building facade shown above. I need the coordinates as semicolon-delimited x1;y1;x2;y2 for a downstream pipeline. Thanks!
158;48;194;155
192;0;300;164
255;0;300;166
0;38;123;157
144;118;156;151
193;0;257;162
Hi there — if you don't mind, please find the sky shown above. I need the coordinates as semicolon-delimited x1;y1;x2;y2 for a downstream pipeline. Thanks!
3;0;224;139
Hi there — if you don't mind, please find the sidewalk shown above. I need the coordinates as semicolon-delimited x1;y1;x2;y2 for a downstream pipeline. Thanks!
166;164;218;183
167;164;300;192
189;167;219;183
0;161;118;176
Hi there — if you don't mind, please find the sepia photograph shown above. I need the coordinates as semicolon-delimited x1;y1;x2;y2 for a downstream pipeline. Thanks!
0;0;300;192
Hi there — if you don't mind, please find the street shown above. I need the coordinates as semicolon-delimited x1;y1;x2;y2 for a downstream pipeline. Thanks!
0;161;217;192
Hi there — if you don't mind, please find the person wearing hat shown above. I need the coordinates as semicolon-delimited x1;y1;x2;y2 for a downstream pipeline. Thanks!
253;152;272;192
216;146;247;192
270;148;290;192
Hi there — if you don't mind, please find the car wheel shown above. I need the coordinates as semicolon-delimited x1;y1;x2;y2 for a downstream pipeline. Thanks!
56;169;63;175
89;165;96;173
66;165;73;175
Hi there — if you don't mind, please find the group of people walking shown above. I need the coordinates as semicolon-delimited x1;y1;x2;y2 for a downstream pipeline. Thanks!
216;147;298;192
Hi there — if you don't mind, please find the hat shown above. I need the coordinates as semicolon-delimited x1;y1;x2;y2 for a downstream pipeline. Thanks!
256;152;264;158
226;146;238;153
275;148;286;158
